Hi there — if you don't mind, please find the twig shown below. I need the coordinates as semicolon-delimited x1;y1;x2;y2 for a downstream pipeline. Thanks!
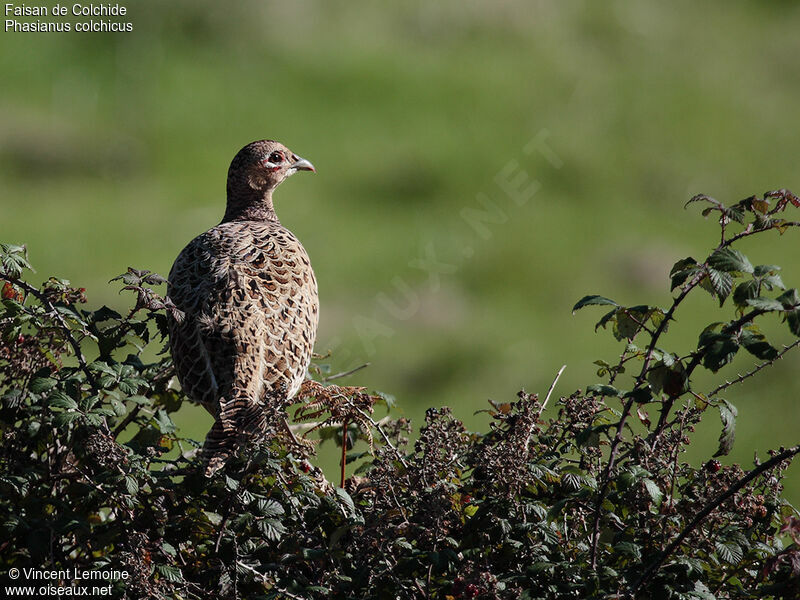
340;418;348;488
542;364;566;414
525;365;566;456
632;444;800;594
325;362;370;382
350;404;409;469
721;220;800;248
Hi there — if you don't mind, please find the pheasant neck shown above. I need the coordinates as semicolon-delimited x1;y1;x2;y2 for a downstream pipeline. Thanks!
222;189;280;223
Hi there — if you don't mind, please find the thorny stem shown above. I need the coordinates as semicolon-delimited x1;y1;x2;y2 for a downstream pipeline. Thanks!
706;338;800;398
632;444;800;594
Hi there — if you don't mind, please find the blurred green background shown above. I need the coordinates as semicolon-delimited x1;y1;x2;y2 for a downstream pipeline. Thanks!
2;1;799;500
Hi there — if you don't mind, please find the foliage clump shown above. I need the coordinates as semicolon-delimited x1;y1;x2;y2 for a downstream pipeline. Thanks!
1;190;800;599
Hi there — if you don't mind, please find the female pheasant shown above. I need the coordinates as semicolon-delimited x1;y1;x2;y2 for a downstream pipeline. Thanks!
167;140;318;476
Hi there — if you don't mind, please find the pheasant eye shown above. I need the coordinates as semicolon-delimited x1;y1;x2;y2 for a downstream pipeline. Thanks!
268;151;283;164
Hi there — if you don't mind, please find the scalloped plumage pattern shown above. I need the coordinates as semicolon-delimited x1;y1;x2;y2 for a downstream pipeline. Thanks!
167;141;318;475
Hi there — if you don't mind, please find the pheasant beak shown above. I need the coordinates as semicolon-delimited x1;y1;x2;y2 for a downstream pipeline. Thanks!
291;156;315;173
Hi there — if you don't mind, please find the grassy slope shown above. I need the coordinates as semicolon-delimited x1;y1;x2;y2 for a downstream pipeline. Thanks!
1;1;799;499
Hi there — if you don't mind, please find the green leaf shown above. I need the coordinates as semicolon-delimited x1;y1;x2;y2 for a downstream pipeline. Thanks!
776;288;800;309
335;487;356;515
613;541;642;560
594;308;618;332
739;328;778;360
685;194;720;208
623;387;653;403
788;309;800;337
670;257;700;290
714;400;737;457
374;390;396;408
715;541;743;565
30;377;57;394
125;475;139;495
586;384;621;397
745;297;785;312
259;518;287;541
156;564;183;583
257;499;285;518
699;327;739;372
642;478;663;506
48;391;78;410
706;268;733;305
613;311;641;341
732;280;759;309
203;510;223;525
153;409;176;434
754;264;781;277
722;205;745;224
53;412;81;428
572;295;618;313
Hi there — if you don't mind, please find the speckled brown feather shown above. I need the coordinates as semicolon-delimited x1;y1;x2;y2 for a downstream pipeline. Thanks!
167;141;318;475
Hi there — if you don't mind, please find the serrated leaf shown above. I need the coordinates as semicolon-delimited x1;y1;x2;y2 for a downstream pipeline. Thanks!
614;541;642;560
613;311;640;340
125;475;139;495
48;392;78;410
335;487;356;515
685;194;720;208
203;510;223;525
643;478;663;506
776;288;800;309
732;280;759;309
156;564;183;582
594;308;618;332
30;377;57;394
572;295;618;313
53;412;81;428
257;499;285;518
259;518;287;541
715;541;743;565
706;268;733;305
745;297;785;312
698;330;739;373
714;400;737;457
394;538;413;550
739;328;778;360
754;264;781;277
670;257;700;291
722;205;745;224
153;409;175;434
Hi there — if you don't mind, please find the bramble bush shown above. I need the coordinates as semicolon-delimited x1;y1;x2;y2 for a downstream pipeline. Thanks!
2;190;800;599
